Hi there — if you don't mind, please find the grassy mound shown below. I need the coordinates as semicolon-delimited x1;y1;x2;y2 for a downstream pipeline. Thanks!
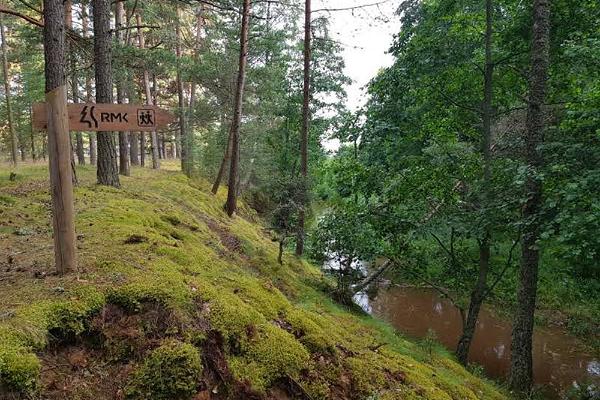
0;162;507;399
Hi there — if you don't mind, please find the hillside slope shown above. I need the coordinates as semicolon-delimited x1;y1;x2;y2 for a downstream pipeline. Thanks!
0;163;507;400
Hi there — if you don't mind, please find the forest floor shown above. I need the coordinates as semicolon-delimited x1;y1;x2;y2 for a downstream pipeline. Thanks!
0;162;508;400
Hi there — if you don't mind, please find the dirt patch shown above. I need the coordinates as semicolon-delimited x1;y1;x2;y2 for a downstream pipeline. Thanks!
200;215;247;259
39;345;130;400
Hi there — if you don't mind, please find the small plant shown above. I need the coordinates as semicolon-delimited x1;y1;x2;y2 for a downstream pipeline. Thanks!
421;328;438;360
125;340;202;400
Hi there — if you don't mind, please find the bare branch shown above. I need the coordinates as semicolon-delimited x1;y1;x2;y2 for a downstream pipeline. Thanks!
312;0;393;13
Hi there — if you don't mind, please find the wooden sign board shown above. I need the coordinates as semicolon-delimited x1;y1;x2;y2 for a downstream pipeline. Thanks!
33;103;175;132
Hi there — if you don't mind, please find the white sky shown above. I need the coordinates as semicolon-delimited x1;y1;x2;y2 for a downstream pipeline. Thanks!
313;0;401;151
314;0;400;110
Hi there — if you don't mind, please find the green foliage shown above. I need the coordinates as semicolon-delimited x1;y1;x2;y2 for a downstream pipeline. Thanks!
311;205;383;297
0;165;508;399
125;340;202;400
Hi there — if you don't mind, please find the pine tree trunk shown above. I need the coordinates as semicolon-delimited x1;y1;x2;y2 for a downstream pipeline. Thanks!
43;0;77;275
187;5;204;176
456;0;494;365
212;122;233;194
115;0;130;176
68;17;85;166
93;0;120;187
225;0;251;217
295;0;311;256
509;0;551;392
64;0;79;185
137;14;159;170
1;14;18;166
29;104;36;161
176;5;187;174
82;0;96;166
140;131;146;166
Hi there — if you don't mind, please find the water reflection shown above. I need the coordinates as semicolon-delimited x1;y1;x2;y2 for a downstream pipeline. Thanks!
364;286;599;399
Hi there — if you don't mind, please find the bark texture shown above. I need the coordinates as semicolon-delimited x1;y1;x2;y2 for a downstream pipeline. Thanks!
115;0;130;176
176;6;187;174
93;0;120;187
296;0;311;256
82;0;97;166
225;0;251;217
509;0;551;392
1;14;18;166
137;14;160;170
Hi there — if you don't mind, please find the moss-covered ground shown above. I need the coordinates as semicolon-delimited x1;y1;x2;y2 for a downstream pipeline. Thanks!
0;162;508;399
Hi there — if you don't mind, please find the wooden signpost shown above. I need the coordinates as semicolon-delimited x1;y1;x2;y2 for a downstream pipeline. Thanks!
34;101;173;274
33;103;175;132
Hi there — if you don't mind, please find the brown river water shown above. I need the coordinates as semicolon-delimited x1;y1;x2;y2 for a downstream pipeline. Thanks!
356;287;599;399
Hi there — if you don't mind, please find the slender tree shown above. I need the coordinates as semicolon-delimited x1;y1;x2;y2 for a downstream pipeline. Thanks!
295;0;311;256
82;0;97;166
65;0;85;166
64;0;79;185
0;14;18;166
93;0;120;187
509;0;551;392
137;14;160;170
176;5;187;174
115;0;130;176
225;0;251;216
187;5;204;175
43;0;77;274
212;117;233;194
455;0;494;365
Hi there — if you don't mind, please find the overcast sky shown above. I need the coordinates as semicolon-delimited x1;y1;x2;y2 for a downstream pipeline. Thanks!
311;0;400;151
313;0;401;111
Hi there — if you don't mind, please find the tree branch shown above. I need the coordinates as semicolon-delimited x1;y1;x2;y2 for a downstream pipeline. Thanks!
312;0;393;13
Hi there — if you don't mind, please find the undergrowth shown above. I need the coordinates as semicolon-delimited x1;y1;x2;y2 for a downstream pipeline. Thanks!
0;163;507;399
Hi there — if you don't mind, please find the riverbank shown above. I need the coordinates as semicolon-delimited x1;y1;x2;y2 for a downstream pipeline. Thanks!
386;250;600;352
359;285;599;399
0;163;508;399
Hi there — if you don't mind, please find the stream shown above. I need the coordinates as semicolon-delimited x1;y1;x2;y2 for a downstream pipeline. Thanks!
354;286;599;399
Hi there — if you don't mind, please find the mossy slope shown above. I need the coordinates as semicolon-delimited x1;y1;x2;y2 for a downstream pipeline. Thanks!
0;163;507;399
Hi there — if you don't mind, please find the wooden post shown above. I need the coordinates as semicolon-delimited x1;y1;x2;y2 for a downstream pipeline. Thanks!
44;0;76;275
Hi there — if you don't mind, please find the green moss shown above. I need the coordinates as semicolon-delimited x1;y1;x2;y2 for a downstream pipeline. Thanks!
125;340;202;400
229;324;310;391
346;356;387;396
0;346;40;394
0;163;508;399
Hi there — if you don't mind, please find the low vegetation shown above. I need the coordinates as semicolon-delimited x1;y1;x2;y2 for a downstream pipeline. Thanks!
0;163;507;399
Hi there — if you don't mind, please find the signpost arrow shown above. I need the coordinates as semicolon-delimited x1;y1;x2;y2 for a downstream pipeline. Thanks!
33;103;175;132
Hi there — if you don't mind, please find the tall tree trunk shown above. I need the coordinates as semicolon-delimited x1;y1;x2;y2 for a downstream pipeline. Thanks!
29;104;36;161
93;0;120;187
115;0;130;176
211;112;232;194
509;0;551;392
139;130;146;166
176;5;187;174
225;0;251;217
64;0;79;185
187;5;204;176
295;0;311;256
43;0;77;274
137;14;159;169
0;14;18;166
456;0;494;365
82;0;96;166
67;0;84;166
